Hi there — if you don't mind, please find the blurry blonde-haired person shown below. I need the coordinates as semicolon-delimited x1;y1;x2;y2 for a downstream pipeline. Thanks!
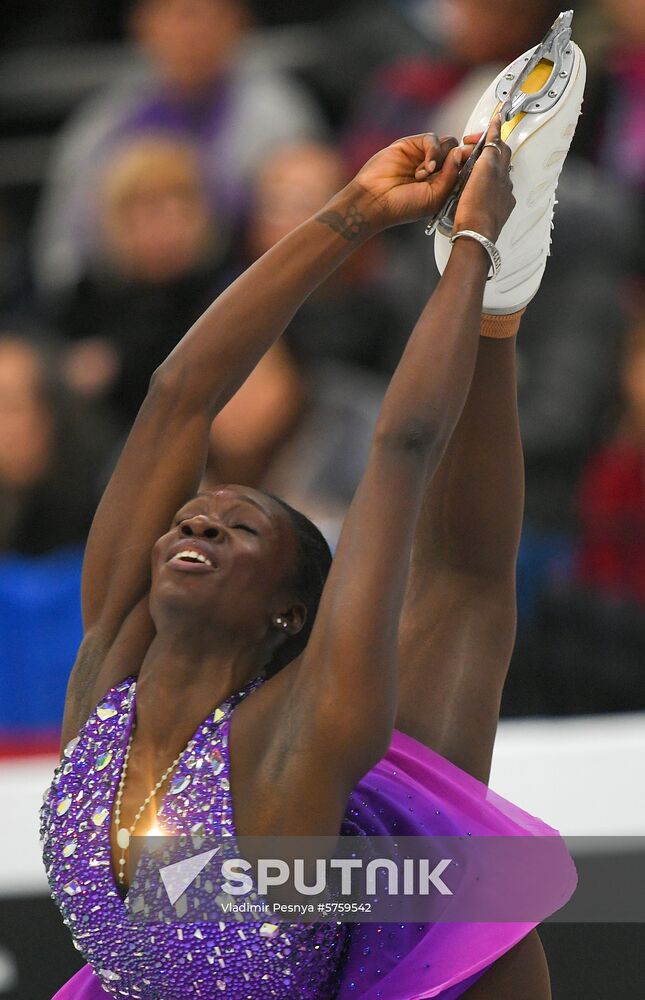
53;137;229;425
33;0;323;297
101;137;213;283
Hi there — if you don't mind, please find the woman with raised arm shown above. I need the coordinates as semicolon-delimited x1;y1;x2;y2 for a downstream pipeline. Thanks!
41;92;578;998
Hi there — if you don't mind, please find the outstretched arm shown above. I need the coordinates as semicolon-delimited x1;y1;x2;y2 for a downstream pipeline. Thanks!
66;130;467;743
81;190;371;636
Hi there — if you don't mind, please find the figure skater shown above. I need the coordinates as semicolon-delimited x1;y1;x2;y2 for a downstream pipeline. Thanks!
41;29;585;999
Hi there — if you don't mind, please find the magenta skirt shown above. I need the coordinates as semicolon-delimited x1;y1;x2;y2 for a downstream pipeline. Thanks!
52;729;576;999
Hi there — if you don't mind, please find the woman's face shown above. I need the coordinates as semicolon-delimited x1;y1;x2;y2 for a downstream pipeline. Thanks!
150;485;303;643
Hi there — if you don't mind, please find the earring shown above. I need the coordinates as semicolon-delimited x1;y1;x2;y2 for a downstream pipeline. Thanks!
274;616;288;629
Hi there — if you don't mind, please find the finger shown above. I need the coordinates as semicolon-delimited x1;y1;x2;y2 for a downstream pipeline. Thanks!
424;144;465;198
438;136;459;161
414;133;460;181
486;113;502;145
468;142;502;184
462;131;484;145
495;139;512;166
414;133;442;179
482;144;512;169
422;131;443;172
393;131;454;172
389;133;438;180
481;116;512;167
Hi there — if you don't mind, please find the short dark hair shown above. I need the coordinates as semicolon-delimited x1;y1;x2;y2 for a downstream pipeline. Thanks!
262;493;332;675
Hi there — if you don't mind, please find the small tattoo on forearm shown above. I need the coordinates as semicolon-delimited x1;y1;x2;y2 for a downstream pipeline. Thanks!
316;203;368;240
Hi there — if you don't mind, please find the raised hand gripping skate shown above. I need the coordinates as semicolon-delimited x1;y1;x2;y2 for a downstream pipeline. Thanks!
425;10;577;239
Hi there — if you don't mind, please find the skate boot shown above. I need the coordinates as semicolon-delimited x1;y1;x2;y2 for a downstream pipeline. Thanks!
430;10;586;314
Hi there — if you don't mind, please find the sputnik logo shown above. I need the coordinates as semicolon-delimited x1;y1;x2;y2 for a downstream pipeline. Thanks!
159;848;220;905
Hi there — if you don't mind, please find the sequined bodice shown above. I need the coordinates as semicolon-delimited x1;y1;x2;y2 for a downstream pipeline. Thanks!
40;678;347;999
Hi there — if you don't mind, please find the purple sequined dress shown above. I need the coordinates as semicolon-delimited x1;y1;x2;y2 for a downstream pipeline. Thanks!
41;676;576;999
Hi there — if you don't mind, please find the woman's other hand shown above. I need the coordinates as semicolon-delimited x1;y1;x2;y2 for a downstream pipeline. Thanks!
453;115;515;243
347;131;472;231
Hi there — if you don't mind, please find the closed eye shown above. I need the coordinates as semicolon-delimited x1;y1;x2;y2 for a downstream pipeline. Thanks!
233;524;258;535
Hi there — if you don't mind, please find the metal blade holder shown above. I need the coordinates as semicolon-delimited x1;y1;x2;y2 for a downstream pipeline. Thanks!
424;10;576;239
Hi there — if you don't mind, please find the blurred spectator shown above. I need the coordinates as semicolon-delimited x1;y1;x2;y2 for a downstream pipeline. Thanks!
246;142;346;258
242;140;400;374
382;156;637;536
341;0;642;532
339;0;642;412
575;0;645;195
344;0;565;171
516;160;636;536
503;304;645;719
205;341;386;548
0;333;114;555
33;0;324;297
573;0;645;279
290;0;438;128
100;137;214;281
497;158;637;647
51;137;227;424
576;315;645;607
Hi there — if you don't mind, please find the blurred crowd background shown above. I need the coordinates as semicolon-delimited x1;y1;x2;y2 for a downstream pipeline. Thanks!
0;0;643;736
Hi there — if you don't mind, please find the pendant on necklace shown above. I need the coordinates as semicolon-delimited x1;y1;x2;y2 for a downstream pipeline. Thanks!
116;828;130;850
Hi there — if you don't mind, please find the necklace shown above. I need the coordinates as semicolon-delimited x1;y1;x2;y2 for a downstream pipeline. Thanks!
113;725;195;886
112;675;262;887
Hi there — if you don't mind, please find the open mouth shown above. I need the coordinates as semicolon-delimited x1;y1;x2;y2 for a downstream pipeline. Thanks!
168;548;216;572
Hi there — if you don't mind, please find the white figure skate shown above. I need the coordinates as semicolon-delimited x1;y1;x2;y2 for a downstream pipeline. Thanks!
431;10;586;314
